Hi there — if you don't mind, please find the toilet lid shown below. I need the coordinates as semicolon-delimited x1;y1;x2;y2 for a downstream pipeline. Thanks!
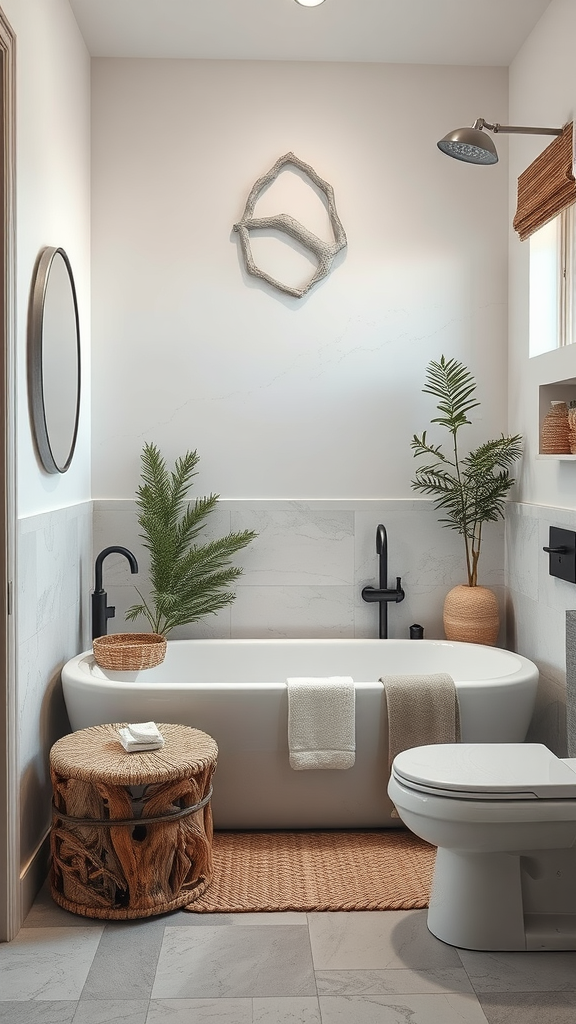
392;743;576;800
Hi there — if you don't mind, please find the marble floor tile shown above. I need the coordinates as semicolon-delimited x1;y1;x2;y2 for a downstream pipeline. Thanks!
22;882;103;929
81;919;165;999
170;911;308;927
18;883;576;1024
146;998;252;1022
73;1000;149;1023
0;1002;77;1023
308;911;461;971
253;997;321;1023
0;927;103;1001
318;992;489;1024
477;990;576;1024
151;925;316;999
457;949;576;992
315;967;474;995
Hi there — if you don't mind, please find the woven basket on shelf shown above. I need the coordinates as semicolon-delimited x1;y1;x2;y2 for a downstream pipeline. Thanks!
92;632;167;671
540;401;570;454
568;407;576;454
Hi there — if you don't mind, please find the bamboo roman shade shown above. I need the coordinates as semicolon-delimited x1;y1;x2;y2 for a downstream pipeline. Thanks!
513;122;576;241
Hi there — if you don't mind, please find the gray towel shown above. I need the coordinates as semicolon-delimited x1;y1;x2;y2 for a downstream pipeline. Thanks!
381;673;460;815
382;672;460;770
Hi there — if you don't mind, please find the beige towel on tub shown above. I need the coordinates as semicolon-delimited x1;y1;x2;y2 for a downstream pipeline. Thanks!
381;673;460;815
287;676;355;770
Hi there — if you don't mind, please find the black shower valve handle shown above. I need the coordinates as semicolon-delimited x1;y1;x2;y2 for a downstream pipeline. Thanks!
543;528;576;584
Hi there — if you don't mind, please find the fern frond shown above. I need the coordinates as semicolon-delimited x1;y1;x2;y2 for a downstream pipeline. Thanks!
421;356;480;435
129;444;257;635
176;494;220;552
463;435;523;475
410;432;452;464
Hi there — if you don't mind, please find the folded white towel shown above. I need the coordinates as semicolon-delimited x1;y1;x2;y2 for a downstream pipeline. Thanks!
118;722;165;752
126;722;164;743
287;676;355;770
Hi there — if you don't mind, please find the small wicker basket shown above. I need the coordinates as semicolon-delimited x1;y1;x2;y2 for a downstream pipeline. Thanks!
93;633;167;671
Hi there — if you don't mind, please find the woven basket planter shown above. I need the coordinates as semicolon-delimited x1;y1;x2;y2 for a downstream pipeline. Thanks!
93;632;167;671
443;584;499;646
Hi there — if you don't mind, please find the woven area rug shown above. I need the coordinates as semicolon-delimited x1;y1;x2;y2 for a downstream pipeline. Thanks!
186;830;436;913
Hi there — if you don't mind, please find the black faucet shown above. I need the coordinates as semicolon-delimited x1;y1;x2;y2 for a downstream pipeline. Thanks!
92;546;139;640
361;525;405;639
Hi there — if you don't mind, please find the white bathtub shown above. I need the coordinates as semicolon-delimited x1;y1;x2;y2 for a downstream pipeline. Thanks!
61;638;539;829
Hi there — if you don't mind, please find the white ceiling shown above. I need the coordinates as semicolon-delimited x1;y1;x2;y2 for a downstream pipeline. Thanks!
68;0;552;65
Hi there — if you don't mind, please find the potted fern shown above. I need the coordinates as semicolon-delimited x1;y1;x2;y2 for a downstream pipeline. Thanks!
124;442;257;653
411;356;522;645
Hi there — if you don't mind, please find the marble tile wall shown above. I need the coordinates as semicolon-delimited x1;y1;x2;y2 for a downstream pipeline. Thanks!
93;499;505;643
17;503;92;876
506;501;576;756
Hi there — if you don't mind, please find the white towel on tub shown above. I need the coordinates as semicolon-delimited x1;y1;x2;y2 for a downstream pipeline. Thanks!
287;676;355;770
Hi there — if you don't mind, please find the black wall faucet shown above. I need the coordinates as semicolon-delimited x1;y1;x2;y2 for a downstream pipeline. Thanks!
361;524;405;639
92;545;139;640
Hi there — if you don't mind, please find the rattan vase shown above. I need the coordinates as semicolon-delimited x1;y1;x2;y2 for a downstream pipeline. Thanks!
540;400;570;454
443;585;499;646
93;632;167;671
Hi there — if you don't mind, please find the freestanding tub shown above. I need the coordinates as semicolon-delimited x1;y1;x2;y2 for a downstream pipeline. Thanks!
61;638;539;829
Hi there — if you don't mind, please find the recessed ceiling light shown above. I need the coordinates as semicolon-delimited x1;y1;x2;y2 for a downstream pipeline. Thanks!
294;0;326;7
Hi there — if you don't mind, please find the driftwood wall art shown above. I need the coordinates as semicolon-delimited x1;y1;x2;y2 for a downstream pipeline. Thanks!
233;152;347;298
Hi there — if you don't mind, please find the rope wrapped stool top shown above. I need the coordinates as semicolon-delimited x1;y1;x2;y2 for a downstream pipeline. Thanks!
50;722;218;786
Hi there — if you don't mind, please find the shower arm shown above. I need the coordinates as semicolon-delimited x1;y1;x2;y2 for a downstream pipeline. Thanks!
472;118;562;137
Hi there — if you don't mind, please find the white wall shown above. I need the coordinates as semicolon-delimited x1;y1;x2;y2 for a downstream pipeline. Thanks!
0;0;92;914
91;59;509;501
3;0;91;517
507;0;576;754
90;58;511;647
509;0;576;503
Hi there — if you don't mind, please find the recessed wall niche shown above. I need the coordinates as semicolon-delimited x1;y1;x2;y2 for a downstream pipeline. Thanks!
538;378;576;458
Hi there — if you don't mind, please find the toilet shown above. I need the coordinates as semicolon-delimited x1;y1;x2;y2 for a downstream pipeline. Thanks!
387;743;576;951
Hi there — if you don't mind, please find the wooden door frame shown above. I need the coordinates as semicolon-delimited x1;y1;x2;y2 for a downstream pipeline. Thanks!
0;5;17;943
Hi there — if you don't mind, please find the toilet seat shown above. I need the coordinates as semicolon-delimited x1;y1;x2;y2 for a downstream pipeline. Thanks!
392;743;576;801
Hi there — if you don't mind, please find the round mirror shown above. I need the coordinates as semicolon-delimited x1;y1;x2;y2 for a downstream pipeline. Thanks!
28;247;81;474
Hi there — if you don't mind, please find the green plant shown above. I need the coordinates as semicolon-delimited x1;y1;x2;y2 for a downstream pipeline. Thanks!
126;442;257;635
410;356;522;588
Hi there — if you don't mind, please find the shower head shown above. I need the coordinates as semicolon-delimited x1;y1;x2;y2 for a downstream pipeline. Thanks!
437;121;498;165
437;118;563;165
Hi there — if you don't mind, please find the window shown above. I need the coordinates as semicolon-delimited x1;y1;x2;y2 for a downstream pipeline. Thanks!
529;204;575;357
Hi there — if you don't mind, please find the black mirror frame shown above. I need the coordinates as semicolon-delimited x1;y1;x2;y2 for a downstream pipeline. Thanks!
28;246;81;474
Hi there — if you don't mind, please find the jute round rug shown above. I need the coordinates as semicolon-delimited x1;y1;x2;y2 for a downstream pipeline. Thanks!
186;829;436;913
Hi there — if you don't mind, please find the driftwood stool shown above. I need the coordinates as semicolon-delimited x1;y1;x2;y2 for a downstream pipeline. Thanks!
50;722;218;919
